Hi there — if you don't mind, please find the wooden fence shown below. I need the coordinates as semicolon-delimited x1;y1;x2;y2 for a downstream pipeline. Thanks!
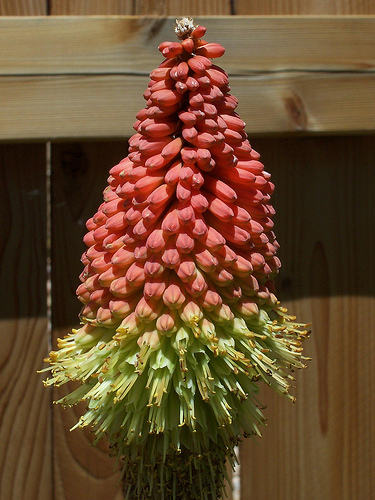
0;2;374;499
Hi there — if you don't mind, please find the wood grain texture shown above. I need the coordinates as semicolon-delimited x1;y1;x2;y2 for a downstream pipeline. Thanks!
0;0;46;15
239;135;375;500
51;142;129;499
50;0;133;15
51;142;128;327
52;370;124;500
0;144;51;500
2;16;375;75
0;75;145;141
1;16;375;140
236;0;375;14
50;0;231;15
134;0;232;15
1;71;375;140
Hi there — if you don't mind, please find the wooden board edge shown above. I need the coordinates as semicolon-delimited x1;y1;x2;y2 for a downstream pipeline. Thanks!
0;72;374;140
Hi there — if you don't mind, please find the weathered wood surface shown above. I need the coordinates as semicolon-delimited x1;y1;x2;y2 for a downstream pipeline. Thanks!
49;0;232;15
2;71;374;141
0;144;51;500
2;71;375;140
0;0;46;15
51;142;127;500
240;135;375;500
2;16;375;74
47;0;375;15
50;0;133;15
236;0;375;14
1;0;373;18
0;16;375;139
2;0;372;17
133;0;232;15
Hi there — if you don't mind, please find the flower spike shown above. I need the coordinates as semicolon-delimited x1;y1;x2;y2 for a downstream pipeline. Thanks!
42;18;310;500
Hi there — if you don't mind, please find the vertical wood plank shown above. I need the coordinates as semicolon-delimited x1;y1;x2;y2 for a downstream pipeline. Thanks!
0;0;47;15
51;0;233;15
239;136;375;500
50;136;375;499
51;141;128;500
134;0;232;15
0;144;51;500
50;0;133;15
235;0;375;14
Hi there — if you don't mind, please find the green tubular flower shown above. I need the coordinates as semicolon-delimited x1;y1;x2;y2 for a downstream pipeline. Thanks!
42;18;310;500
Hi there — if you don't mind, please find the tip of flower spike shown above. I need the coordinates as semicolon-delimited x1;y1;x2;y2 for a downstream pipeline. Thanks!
174;17;197;39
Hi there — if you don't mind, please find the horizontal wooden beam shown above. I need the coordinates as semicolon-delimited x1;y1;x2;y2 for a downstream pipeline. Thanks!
1;16;375;139
2;16;375;74
1;73;375;140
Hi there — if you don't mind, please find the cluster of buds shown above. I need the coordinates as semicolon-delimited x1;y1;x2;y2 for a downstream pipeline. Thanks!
43;18;309;500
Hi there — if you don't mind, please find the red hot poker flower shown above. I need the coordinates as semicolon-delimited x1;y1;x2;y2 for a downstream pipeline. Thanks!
43;18;310;500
